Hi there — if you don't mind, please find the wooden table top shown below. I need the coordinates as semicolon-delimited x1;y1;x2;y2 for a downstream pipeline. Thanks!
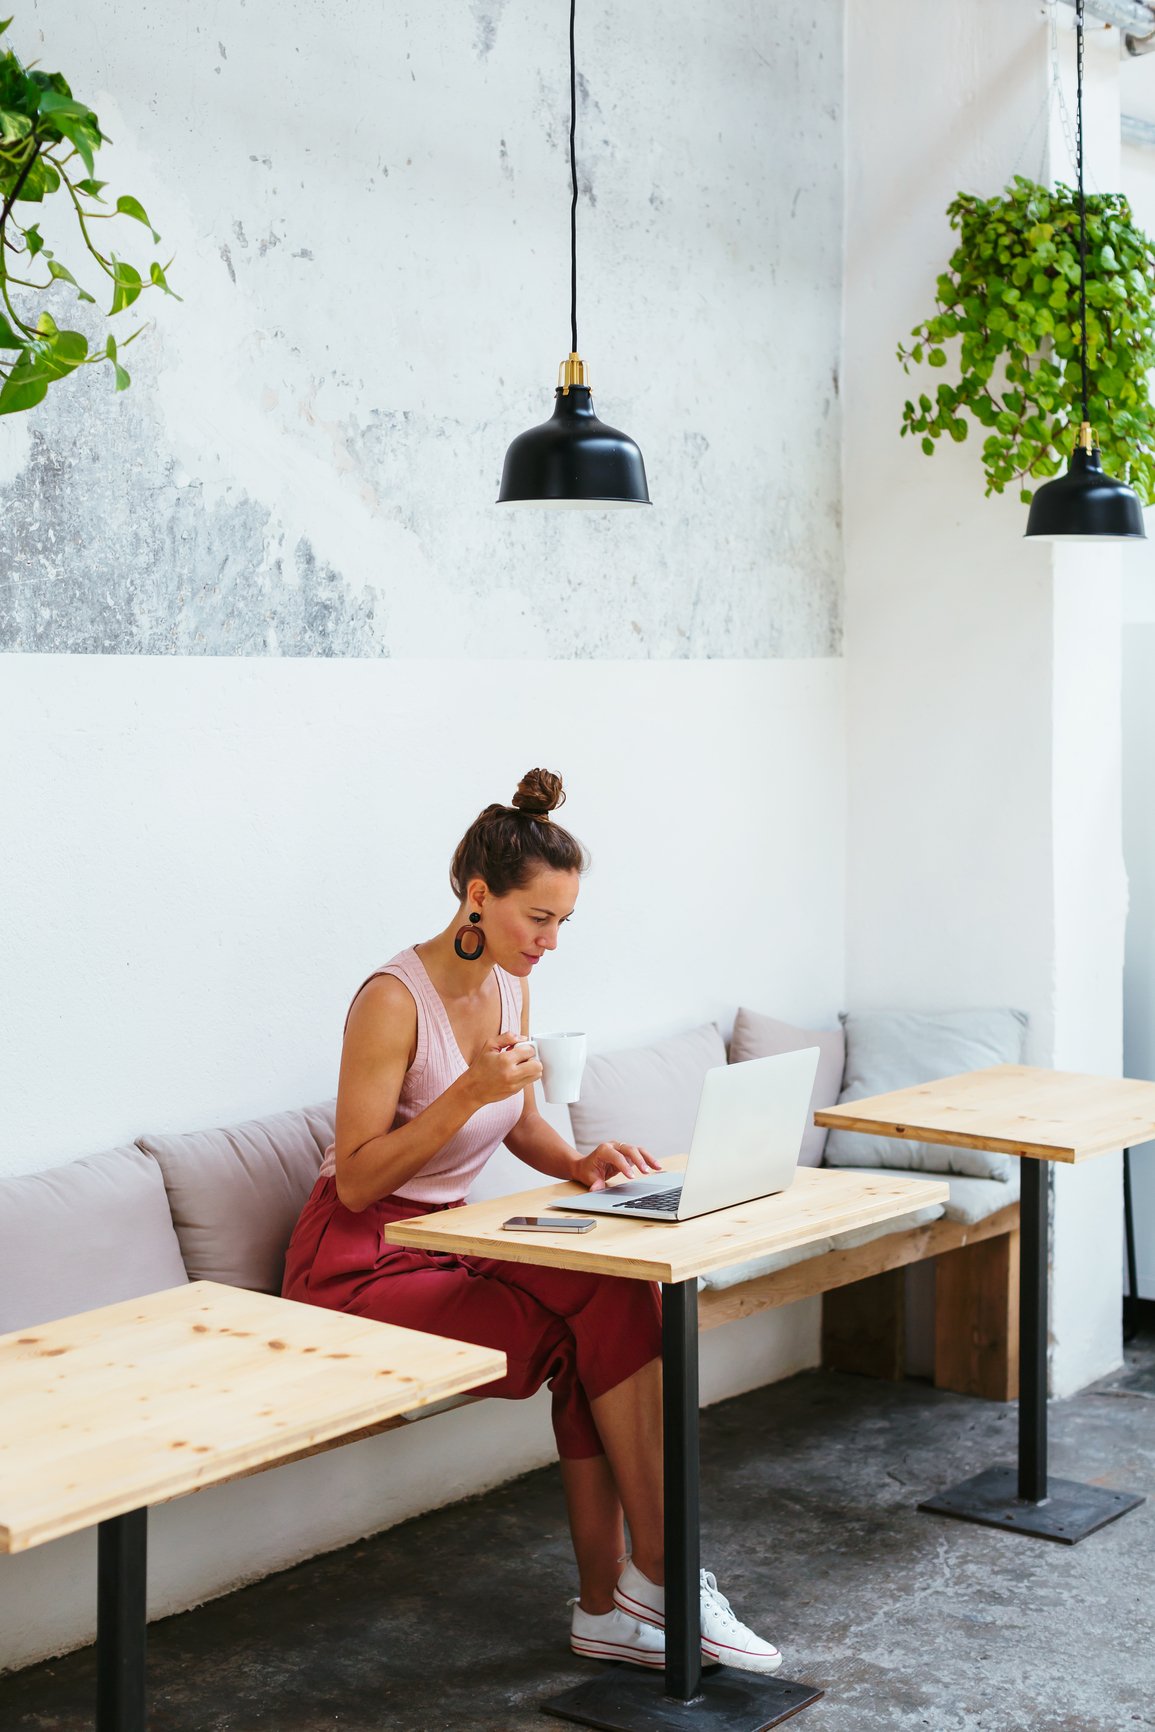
814;1063;1155;1164
0;1281;505;1554
382;1165;948;1285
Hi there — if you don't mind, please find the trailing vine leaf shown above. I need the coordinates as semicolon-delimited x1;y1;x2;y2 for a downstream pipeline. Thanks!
0;13;180;412
115;194;159;242
897;174;1155;504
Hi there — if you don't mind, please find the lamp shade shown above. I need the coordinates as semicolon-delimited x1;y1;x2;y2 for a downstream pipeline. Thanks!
497;385;649;509
1024;443;1146;542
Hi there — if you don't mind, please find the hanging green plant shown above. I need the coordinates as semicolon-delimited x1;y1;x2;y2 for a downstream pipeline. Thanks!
897;174;1155;505
0;15;179;417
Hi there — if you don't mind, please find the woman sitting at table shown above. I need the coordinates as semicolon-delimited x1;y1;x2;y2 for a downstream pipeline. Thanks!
283;767;780;1675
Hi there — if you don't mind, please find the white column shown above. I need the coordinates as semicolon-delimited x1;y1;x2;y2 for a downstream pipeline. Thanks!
844;2;1126;1395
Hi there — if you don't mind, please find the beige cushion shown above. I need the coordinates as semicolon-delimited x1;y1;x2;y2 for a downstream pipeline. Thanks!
823;1008;1028;1181
569;1024;727;1158
139;1100;336;1294
699;1197;945;1292
0;1145;188;1332
729;1008;846;1167
848;1165;1020;1226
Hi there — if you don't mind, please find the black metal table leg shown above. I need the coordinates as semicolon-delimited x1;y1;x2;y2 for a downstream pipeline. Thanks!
97;1508;148;1732
920;1157;1144;1543
543;1282;823;1730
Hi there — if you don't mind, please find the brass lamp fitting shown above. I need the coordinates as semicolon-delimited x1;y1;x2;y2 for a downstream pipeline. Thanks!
1077;420;1097;451
557;352;589;394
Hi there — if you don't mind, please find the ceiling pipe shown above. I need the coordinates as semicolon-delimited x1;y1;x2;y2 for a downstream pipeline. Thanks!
1056;0;1155;49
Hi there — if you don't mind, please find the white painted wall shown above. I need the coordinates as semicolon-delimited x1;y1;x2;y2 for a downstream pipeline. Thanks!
0;654;843;1671
1119;125;1155;1300
843;2;1129;1398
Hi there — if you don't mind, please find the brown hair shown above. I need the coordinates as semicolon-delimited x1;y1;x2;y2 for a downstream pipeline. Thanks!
449;768;589;902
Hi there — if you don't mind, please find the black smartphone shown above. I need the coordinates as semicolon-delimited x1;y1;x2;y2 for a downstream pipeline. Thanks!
502;1215;596;1233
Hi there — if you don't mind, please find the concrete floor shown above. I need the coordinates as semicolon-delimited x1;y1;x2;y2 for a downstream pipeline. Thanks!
3;1332;1153;1732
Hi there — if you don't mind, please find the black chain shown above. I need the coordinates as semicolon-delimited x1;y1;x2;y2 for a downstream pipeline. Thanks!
569;0;578;356
1077;0;1089;427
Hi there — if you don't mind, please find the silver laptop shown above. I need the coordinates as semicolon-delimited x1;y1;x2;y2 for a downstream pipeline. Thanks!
549;1047;820;1223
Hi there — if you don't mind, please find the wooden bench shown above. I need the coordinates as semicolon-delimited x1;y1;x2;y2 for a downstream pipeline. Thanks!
700;1198;1020;1402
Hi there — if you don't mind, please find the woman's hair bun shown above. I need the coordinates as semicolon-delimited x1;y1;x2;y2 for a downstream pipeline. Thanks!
511;767;566;818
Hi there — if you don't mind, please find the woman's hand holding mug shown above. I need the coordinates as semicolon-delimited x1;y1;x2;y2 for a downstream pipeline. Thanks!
465;1034;542;1106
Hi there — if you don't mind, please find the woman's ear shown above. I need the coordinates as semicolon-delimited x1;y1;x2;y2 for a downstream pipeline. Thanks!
467;876;488;915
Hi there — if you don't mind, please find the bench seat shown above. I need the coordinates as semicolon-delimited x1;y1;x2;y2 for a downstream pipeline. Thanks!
697;1165;1019;1292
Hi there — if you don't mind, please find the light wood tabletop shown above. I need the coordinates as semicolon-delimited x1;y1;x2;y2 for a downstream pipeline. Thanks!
0;1280;505;1554
813;1063;1155;1164
382;1165;948;1285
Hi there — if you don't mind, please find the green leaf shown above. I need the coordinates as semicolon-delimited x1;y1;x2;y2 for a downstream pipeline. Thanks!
0;19;12;37
16;155;61;202
927;348;947;367
0;311;26;348
38;101;101;177
921;435;935;455
0;358;49;415
148;259;181;299
116;194;159;243
23;222;43;257
75;177;108;200
113;360;130;391
0;108;31;143
108;256;143;315
46;257;96;304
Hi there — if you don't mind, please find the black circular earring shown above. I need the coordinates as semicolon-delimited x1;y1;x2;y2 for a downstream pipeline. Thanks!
454;910;486;961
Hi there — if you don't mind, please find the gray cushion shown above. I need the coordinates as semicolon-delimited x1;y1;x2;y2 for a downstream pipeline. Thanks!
848;1165;1021;1226
729;1008;845;1167
0;1144;189;1332
699;1198;944;1292
569;1024;727;1159
139;1100;336;1293
822;1008;1028;1181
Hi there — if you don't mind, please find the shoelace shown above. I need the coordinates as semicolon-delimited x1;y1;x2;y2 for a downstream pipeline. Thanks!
700;1570;743;1633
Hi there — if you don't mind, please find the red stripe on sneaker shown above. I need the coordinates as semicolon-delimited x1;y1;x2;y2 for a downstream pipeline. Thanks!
612;1587;664;1628
570;1638;665;1669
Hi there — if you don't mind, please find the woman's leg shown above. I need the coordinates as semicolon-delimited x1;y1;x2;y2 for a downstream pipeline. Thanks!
589;1356;664;1585
559;1453;626;1613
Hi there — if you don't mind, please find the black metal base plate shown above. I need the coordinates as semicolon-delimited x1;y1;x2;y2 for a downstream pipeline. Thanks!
919;1465;1145;1544
542;1668;823;1732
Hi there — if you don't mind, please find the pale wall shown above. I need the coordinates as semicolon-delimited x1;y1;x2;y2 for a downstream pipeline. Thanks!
1119;137;1155;1301
843;2;1129;1398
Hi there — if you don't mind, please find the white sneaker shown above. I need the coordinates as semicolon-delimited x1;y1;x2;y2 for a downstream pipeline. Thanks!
569;1599;666;1669
613;1560;783;1675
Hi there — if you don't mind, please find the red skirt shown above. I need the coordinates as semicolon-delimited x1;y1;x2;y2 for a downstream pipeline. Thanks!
282;1178;662;1459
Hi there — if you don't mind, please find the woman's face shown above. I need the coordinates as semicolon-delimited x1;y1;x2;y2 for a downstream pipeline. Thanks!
471;867;580;978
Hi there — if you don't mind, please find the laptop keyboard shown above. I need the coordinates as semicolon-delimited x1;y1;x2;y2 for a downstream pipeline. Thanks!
613;1188;682;1213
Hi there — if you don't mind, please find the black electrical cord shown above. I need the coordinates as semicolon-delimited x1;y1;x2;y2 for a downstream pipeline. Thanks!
1077;0;1089;427
569;0;578;356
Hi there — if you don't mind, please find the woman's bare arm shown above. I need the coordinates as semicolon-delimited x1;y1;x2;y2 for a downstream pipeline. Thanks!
333;974;540;1212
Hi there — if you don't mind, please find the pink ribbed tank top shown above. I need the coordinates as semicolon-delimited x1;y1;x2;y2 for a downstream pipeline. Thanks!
317;946;525;1204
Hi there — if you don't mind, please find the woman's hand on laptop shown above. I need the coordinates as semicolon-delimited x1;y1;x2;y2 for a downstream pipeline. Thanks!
573;1142;664;1192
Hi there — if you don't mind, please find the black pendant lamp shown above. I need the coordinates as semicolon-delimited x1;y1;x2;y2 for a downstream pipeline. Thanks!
497;0;649;510
1025;0;1145;541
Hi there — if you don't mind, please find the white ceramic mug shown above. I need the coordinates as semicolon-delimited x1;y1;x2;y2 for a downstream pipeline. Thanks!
521;1031;588;1104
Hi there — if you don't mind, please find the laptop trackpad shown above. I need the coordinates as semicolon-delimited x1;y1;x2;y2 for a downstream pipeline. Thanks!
604;1177;680;1200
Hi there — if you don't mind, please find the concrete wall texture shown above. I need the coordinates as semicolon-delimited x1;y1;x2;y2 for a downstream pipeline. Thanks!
0;0;843;659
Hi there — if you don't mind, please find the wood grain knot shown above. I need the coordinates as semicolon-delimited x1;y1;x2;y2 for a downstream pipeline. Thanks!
266;1340;288;1351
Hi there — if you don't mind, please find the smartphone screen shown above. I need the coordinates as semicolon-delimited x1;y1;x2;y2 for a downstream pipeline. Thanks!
502;1215;595;1232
